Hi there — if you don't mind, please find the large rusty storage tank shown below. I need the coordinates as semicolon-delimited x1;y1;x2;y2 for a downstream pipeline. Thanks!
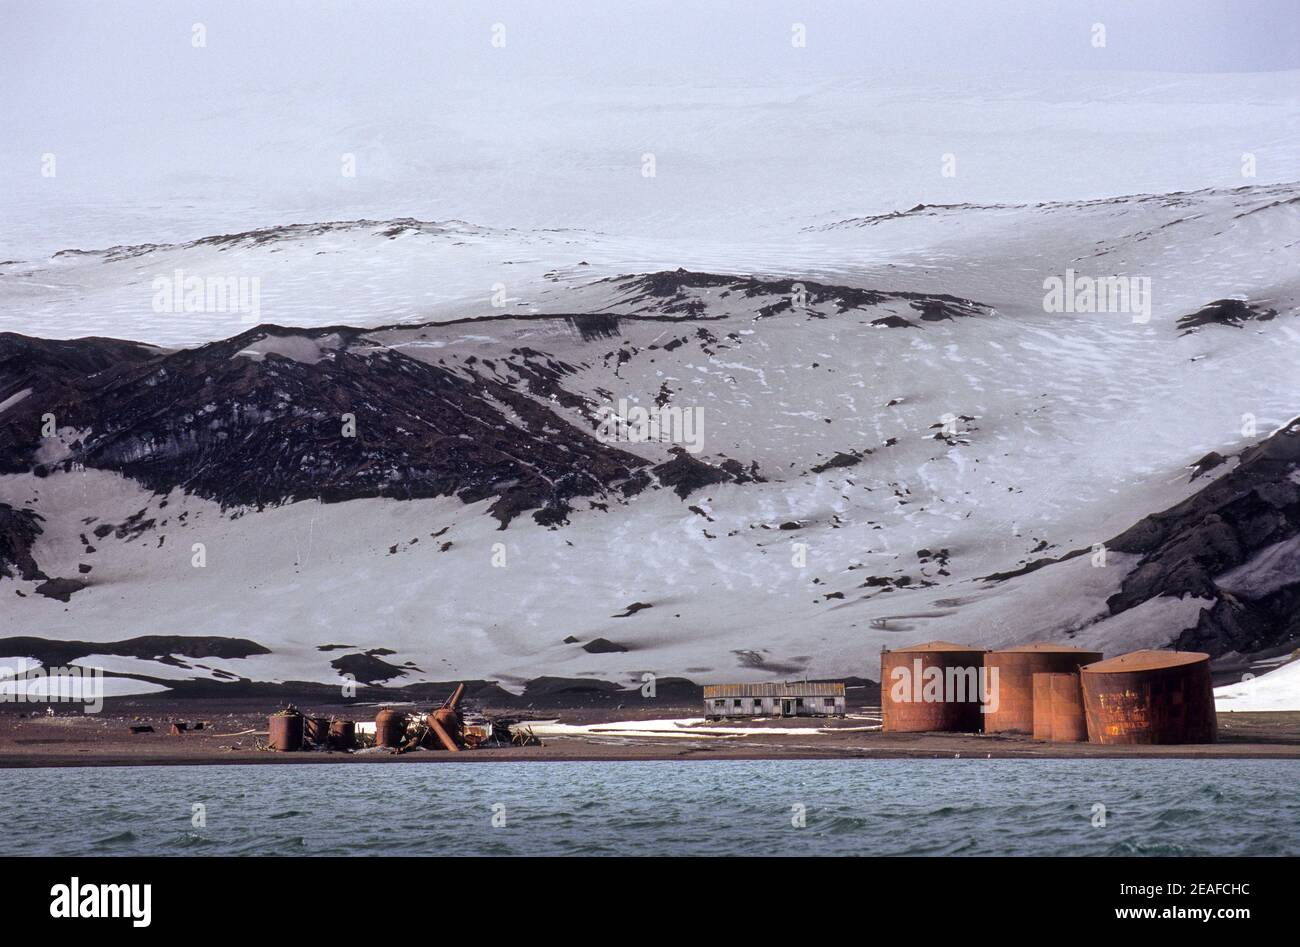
983;644;1103;734
881;641;987;732
374;708;408;748
1032;672;1088;742
1080;650;1216;745
267;710;304;751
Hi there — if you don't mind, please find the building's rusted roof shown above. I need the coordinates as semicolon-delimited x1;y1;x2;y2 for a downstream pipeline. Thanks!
703;682;845;698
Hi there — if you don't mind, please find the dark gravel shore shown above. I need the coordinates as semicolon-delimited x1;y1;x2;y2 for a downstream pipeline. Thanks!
0;697;1296;768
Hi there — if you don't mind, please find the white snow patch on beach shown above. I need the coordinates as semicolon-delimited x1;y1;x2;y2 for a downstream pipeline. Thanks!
1215;659;1300;713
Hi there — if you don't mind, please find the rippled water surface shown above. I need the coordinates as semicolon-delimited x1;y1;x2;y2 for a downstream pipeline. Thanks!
2;759;1297;856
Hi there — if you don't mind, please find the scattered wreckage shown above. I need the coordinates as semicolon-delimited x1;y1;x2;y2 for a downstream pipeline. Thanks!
261;685;541;753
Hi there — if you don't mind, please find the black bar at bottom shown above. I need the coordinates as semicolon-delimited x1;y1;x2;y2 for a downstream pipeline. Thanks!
7;855;1287;932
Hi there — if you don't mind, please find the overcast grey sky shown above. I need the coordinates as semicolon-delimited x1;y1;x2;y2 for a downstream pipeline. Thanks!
3;0;1298;95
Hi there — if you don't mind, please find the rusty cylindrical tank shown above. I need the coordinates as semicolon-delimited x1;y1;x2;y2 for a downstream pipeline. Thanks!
268;710;304;751
374;708;408;748
983;644;1103;734
1032;672;1088;742
881;641;987;732
303;716;330;746
427;683;467;751
1081;650;1217;745
328;719;356;751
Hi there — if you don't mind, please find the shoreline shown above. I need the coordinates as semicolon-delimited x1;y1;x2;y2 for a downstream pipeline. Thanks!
6;746;1300;770
2;703;1297;769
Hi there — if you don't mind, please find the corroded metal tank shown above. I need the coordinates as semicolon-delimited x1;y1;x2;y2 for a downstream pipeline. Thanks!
983;644;1103;734
304;716;330;746
268;710;304;751
426;683;467;752
374;708;408;748
881;641;987;732
1080;650;1217;745
328;719;355;751
1032;672;1088;742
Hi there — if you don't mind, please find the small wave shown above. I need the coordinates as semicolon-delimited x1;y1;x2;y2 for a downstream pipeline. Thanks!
92;830;137;848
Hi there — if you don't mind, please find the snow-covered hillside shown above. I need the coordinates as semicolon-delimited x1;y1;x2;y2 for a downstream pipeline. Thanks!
1;179;1297;699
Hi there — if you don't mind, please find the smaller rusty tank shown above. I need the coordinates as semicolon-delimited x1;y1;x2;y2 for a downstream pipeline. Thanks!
1032;672;1088;742
327;719;355;751
881;641;987;733
268;709;304;751
374;708;408;748
1081;650;1216;745
302;716;330;746
983;644;1103;734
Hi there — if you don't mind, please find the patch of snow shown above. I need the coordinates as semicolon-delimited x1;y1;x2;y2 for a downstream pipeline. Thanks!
1216;535;1300;600
0;387;32;415
1215;659;1300;713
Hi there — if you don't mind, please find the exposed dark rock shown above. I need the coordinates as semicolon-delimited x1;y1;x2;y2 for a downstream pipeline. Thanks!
1189;451;1227;480
1105;417;1300;657
33;578;88;602
0;327;650;528
731;650;806;674
563;314;621;341
522;676;625;698
1176;298;1278;335
910;297;984;321
0;503;46;581
0;635;271;665
329;651;409;685
717;458;764;483
652;447;733;499
608;270;989;324
811;450;868;473
582;637;630;654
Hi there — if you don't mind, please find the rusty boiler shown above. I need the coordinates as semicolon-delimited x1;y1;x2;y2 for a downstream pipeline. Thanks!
268;709;304;751
328;719;356;751
1080;650;1217;745
983;643;1103;734
426;683;466;751
1032;672;1088;742
374;708;408;748
881;641;987;733
304;716;330;747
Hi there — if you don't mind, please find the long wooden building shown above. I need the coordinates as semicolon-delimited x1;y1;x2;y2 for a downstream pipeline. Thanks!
703;682;846;719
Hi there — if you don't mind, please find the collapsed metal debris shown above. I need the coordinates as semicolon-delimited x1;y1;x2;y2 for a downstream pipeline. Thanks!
261;687;541;753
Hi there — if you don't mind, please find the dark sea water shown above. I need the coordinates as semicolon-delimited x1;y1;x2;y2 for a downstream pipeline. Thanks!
3;758;1297;856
